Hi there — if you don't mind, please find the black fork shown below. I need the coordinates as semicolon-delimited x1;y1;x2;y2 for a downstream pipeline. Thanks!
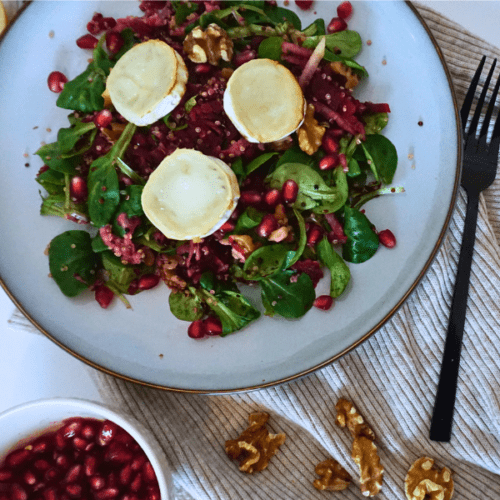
430;56;500;442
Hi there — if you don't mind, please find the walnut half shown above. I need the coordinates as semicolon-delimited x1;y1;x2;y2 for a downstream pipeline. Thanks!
405;457;454;500
183;24;233;65
225;412;285;473
313;458;351;491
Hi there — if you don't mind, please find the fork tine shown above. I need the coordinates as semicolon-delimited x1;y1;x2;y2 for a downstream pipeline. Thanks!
461;55;486;132
479;59;500;139
487;86;500;160
468;58;496;137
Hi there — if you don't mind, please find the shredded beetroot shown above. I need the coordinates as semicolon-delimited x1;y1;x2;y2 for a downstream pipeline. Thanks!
298;37;325;89
291;260;324;288
99;214;143;265
325;213;348;245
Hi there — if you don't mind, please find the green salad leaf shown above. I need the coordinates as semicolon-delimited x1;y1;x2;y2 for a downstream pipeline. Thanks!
342;206;379;263
317;237;350;297
87;122;136;227
260;270;315;319
169;289;205;322
48;231;99;297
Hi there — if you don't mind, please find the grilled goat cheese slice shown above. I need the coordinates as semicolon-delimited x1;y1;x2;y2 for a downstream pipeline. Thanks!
223;58;305;143
141;149;240;241
106;40;188;126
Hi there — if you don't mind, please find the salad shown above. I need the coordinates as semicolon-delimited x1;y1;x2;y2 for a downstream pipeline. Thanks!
37;0;400;339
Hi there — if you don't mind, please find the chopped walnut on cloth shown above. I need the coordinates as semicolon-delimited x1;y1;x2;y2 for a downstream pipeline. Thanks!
313;458;351;491
336;398;384;497
405;457;454;500
225;412;285;473
183;23;233;65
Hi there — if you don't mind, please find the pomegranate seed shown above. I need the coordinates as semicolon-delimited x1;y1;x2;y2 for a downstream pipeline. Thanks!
105;443;133;463
55;454;69;468
83;456;97;477
307;225;324;247
11;484;28;500
64;465;81;483
81;425;96;440
47;71;67;93
239;190;263;206
90;476;106;491
102;17;117;30
128;279;139;295
137;274;160;291
98;421;118;446
337;1;353;20
34;460;50;472
203;317;222;336
94;109;113;129
319;154;340;171
6;450;31;467
327;17;347;33
92;13;103;22
95;488;119;500
194;63;211;74
220;221;235;233
130;474;142;492
44;469;59;482
65;484;81;498
76;34;98;49
106;472;118;488
313;295;334;310
378;229;396;248
264;189;282;207
87;20;101;35
322;134;339;154
295;0;313;10
70;176;88;203
146;486;160;500
106;31;124;54
282;179;298;204
0;469;12;481
142;462;156;484
130;455;147;472
72;437;88;450
36;165;50;177
95;285;114;309
119;465;132;485
23;471;37;486
43;488;58;500
256;214;279;238
187;320;206;339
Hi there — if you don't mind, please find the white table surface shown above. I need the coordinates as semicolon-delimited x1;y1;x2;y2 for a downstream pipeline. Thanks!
1;1;499;415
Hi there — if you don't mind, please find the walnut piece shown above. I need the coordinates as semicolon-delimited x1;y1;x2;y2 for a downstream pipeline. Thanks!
183;24;233;65
313;458;351;491
405;457;454;500
336;398;383;497
335;398;376;441
225;412;285;473
352;436;384;497
297;103;325;155
331;61;360;90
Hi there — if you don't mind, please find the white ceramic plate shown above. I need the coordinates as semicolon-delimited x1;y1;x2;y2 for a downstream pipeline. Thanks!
0;1;460;393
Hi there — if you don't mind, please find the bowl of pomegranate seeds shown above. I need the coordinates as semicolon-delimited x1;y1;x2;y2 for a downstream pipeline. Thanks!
0;399;173;500
0;1;460;392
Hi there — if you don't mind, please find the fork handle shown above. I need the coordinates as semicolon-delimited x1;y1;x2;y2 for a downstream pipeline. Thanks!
430;190;480;442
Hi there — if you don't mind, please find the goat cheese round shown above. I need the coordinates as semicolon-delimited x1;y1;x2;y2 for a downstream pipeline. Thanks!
141;149;240;241
106;40;188;126
223;58;305;143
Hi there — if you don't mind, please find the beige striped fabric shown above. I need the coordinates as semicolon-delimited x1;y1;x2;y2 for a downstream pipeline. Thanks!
10;3;500;499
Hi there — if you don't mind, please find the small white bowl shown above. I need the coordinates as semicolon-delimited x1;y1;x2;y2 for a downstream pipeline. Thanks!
0;398;174;500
